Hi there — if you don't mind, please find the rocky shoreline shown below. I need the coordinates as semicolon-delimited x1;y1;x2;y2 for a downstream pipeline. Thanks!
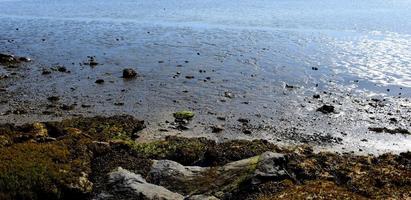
0;115;410;199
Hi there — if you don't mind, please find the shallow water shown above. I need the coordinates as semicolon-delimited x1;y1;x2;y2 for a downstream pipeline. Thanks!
1;0;411;154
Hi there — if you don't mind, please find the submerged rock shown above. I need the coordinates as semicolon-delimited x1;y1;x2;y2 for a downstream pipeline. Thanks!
0;53;31;66
211;125;224;133
316;104;335;114
0;53;18;64
122;68;138;78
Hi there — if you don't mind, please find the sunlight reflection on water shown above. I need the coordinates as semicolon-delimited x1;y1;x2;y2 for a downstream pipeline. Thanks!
333;31;411;88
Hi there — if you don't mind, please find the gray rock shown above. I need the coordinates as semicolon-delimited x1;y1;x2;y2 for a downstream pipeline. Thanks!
145;152;287;198
148;160;207;194
252;152;288;184
101;167;184;200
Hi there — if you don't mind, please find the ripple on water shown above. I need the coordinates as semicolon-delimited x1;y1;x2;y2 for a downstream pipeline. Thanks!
332;31;411;88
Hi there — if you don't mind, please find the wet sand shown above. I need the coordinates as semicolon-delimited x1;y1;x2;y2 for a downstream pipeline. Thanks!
1;0;411;155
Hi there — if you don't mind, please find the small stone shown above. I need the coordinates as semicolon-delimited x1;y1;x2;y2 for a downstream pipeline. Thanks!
47;96;60;102
122;68;138;78
224;91;234;99
57;66;67;72
285;84;295;89
211;125;224;133
313;94;320;99
42;69;52;75
95;79;105;84
60;104;75;111
217;116;226;121
317;105;334;114
173;111;195;120
185;75;194;79
238;118;250;124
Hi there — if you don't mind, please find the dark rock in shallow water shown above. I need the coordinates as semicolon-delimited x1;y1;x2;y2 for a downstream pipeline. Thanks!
224;91;234;99
0;53;19;66
47;96;60;102
211;125;224;133
122;68;138;78
57;66;67;72
368;127;410;134
95;79;105;84
42;68;52;75
313;94;320;99
60;104;75;111
316;105;335;114
238;118;250;124
18;56;31;62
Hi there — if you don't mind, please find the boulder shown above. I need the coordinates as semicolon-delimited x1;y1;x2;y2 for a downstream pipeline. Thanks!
147;152;287;196
101;167;184;200
252;152;288;184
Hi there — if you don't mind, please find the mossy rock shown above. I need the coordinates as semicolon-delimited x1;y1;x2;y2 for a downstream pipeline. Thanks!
173;111;195;120
130;136;211;165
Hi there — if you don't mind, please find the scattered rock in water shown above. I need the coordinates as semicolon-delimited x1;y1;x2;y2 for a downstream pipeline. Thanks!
238;118;250;124
211;125;224;133
0;53;30;66
243;129;252;135
95;79;105;84
60;104;75;111
113;102;124;106
57;66;68;73
122;68;138;78
285;84;297;89
18;56;31;62
84;56;98;66
216;116;226;121
224;91;234;99
47;96;60;102
42;68;52;75
389;118;398;123
316;105;335;114
0;74;9;79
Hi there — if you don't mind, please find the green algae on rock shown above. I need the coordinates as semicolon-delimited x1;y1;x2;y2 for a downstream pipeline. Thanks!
173;111;195;120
